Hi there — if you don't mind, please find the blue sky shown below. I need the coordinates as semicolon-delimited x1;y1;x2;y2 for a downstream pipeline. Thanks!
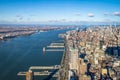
0;0;120;24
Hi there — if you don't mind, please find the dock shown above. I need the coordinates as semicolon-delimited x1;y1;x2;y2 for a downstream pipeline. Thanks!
50;43;64;46
47;43;64;48
43;42;65;52
45;49;64;52
29;65;60;70
17;65;60;77
17;71;59;77
47;46;64;48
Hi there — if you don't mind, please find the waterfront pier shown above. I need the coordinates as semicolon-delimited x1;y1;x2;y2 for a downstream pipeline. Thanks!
29;65;60;70
17;65;60;78
50;43;64;46
17;71;59;77
47;46;64;48
43;42;65;52
45;49;64;52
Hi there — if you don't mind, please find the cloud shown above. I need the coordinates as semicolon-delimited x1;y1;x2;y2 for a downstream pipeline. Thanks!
61;19;67;22
48;20;59;23
75;13;81;16
113;12;120;17
30;15;36;17
27;18;30;21
88;13;94;17
103;19;112;22
17;16;23;20
16;15;23;18
16;15;21;17
48;19;67;23
19;17;23;20
104;12;109;16
16;15;23;20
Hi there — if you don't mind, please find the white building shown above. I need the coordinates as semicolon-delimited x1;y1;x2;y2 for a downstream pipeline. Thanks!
69;48;79;70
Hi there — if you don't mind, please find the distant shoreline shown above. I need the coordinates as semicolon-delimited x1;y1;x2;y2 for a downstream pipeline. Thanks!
0;25;68;41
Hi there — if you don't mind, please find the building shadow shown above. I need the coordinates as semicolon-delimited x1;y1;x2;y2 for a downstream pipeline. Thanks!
105;46;120;57
43;69;59;80
79;53;86;59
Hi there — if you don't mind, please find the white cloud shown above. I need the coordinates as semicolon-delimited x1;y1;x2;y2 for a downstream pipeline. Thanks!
113;12;120;17
16;15;23;20
75;13;81;16
48;19;67;23
88;13;94;17
104;12;109;16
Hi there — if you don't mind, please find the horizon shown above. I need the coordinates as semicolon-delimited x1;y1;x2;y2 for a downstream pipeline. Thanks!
0;0;120;25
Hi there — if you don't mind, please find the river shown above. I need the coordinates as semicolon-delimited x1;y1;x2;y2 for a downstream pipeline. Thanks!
0;29;68;80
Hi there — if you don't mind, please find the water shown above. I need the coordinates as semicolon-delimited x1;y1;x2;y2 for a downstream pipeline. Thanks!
0;29;67;80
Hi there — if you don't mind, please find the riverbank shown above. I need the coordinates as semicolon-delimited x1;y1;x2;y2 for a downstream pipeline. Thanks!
0;25;65;41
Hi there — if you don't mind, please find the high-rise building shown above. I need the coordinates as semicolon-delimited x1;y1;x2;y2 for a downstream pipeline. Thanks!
78;64;87;75
79;75;91;80
78;58;87;75
69;48;78;70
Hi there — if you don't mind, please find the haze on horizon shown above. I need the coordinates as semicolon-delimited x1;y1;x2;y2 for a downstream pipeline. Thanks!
0;0;120;25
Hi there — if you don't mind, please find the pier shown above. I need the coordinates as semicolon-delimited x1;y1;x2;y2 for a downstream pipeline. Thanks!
47;43;64;48
43;42;65;52
45;49;64;52
47;46;64;48
29;65;60;70
17;71;59;77
18;41;64;79
50;43;64;46
17;65;60;78
43;47;64;52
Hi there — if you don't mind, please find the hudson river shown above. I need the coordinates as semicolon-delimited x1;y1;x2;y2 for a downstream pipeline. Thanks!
0;29;68;80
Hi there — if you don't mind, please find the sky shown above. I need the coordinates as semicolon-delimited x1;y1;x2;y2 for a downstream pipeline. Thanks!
0;0;120;24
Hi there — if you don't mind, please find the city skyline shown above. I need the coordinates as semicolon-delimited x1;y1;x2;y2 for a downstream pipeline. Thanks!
0;0;120;24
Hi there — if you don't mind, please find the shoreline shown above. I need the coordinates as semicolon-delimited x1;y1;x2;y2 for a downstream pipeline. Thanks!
0;26;65;41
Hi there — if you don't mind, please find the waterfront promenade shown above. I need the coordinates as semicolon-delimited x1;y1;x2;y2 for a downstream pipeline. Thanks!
58;37;69;80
